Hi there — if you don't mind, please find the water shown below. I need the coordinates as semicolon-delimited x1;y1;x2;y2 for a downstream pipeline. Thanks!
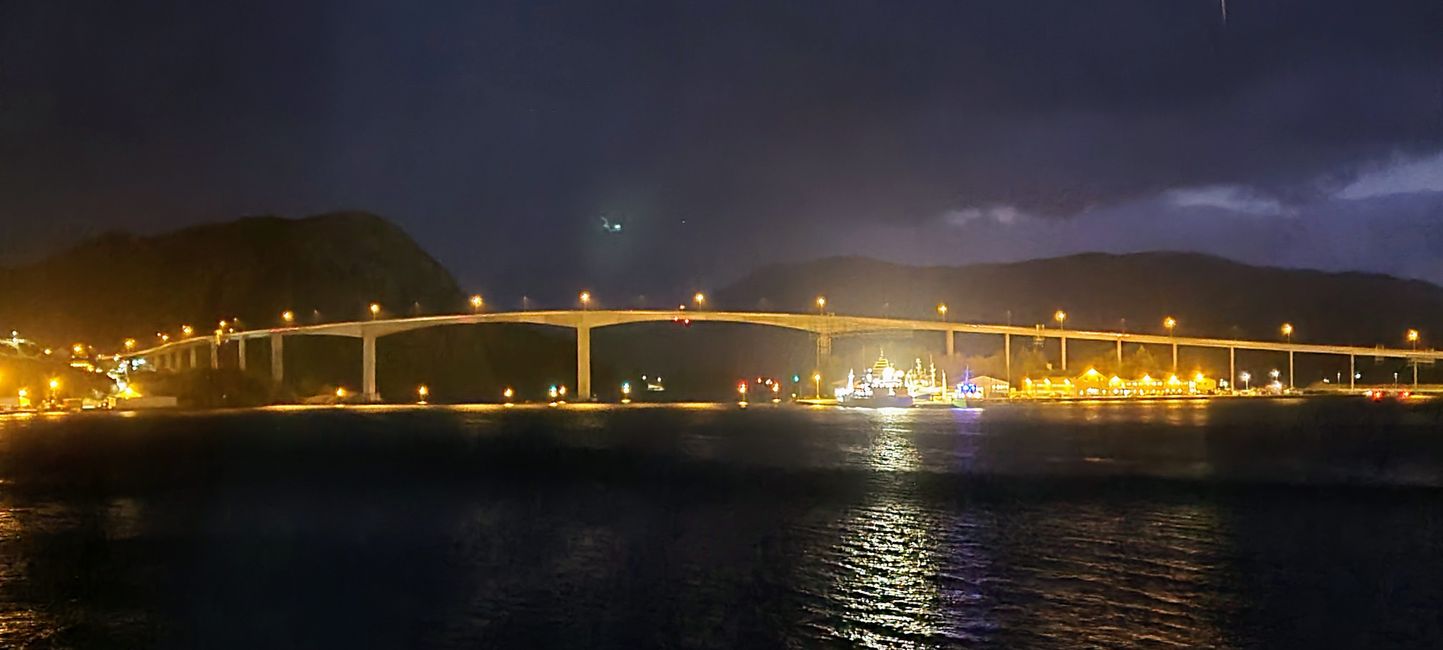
0;399;1441;648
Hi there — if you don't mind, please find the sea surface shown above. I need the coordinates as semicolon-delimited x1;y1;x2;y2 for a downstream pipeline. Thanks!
0;399;1441;648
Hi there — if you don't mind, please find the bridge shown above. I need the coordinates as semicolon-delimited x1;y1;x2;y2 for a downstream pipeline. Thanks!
121;309;1443;401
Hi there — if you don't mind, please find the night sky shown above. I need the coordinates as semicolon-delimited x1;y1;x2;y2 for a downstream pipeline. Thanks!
2;0;1441;302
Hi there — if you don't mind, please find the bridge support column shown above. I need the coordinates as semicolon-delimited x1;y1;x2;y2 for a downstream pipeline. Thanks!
362;332;378;402
209;341;219;370
189;346;198;370
577;325;591;400
1116;339;1123;370
1288;350;1294;389
945;331;954;357
1229;347;1236;392
1349;354;1355;390
238;337;247;372
1171;342;1179;374
270;334;284;384
1060;335;1067;371
1004;333;1012;387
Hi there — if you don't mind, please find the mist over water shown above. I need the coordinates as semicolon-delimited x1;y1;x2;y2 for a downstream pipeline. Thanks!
0;401;1440;647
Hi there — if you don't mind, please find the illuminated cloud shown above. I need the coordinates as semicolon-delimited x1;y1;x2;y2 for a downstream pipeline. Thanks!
1337;151;1443;200
1164;185;1290;216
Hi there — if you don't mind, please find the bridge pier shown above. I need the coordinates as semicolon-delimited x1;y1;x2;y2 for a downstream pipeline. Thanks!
209;341;219;369
1349;354;1355;390
237;337;247;372
945;330;954;357
1171;342;1178;374
1004;333;1011;386
1060;335;1067;371
362;332;378;402
1288;350;1294;389
189;346;198;370
1116;338;1123;370
270;334;284;384
1229;347;1236;390
577;325;591;400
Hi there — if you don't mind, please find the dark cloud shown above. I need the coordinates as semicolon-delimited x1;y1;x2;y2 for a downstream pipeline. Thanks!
0;0;1439;297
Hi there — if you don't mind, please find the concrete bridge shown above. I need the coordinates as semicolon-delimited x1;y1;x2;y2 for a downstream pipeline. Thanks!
122;309;1443;401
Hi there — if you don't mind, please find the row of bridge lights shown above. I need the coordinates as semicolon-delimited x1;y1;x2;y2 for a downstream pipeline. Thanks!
127;296;1426;353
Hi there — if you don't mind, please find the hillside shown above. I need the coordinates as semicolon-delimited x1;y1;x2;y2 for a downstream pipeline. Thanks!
0;212;465;346
714;253;1443;348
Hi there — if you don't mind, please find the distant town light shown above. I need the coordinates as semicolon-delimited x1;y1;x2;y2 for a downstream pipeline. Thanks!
48;378;59;391
336;387;347;398
418;385;429;400
123;338;137;351
503;387;515;400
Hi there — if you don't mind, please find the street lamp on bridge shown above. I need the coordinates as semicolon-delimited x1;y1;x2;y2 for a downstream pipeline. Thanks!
282;310;295;325
937;303;948;321
579;291;591;310
693;292;706;308
369;303;381;319
1408;329;1421;386
816;296;826;314
1281;323;1295;389
470;295;484;313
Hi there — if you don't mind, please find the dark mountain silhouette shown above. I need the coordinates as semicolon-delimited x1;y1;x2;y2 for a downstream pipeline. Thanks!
714;253;1442;349
0;212;465;346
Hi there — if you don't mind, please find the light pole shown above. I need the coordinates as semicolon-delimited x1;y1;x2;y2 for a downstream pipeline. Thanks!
369;303;381;320
579;291;591;310
1054;310;1067;371
937;303;948;321
694;292;706;309
1163;316;1177;373
1408;329;1420;386
470;295;484;313
816;296;827;315
1281;323;1294;389
282;310;295;325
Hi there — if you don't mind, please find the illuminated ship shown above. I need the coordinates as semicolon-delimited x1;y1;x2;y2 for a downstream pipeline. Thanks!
836;349;955;408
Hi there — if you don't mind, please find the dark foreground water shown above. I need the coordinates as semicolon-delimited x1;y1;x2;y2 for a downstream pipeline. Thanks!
1;399;1441;648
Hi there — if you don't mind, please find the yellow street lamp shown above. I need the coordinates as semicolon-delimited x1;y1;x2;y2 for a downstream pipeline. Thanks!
693;292;706;308
282;310;295;325
813;372;822;399
579;291;591;309
937;303;948;320
71;343;85;356
1281;322;1293;341
469;295;484;312
335;387;347;399
1407;329;1420;345
181;325;194;337
123;338;137;351
503;387;515;403
816;296;827;314
48;378;60;392
369;303;381;319
417;385;429;402
1163;316;1176;333
160;333;170;343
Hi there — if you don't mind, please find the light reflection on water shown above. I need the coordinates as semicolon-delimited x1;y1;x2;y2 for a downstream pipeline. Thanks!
0;401;1437;647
